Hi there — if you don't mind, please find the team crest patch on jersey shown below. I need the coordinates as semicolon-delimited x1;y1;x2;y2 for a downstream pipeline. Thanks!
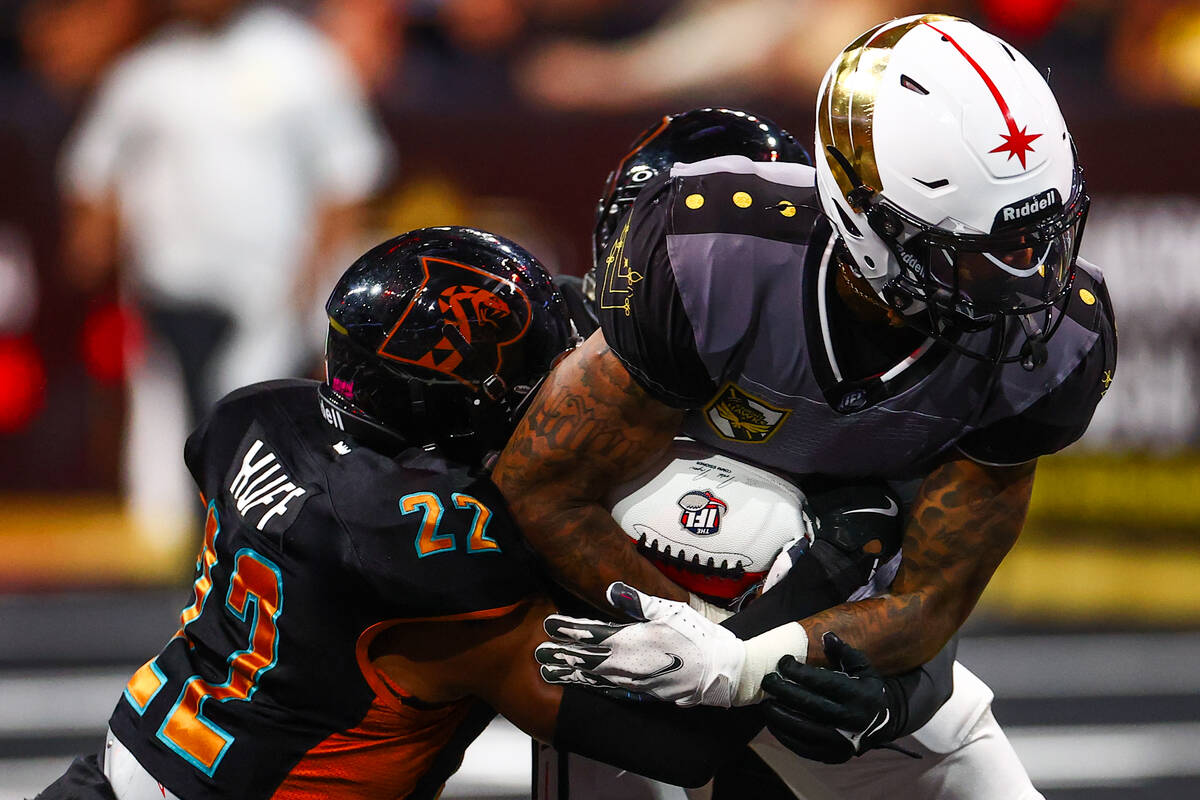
678;491;727;536
704;384;790;443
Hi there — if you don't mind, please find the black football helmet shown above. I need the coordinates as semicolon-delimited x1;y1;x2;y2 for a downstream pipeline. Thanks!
590;107;812;282
320;226;575;462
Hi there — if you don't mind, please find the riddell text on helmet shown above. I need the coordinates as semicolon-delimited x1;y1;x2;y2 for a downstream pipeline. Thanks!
998;189;1060;224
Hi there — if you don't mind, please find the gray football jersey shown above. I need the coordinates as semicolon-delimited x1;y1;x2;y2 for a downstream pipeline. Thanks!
597;156;1115;479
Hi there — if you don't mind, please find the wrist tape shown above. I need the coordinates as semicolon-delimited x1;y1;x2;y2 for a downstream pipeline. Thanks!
733;622;810;706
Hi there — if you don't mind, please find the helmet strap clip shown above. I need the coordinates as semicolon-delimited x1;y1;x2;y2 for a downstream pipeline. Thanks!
882;281;914;311
826;145;877;212
1017;313;1049;371
481;373;507;403
1019;338;1048;371
440;322;509;406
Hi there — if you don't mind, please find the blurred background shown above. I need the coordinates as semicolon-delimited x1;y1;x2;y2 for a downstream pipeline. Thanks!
1;0;1198;798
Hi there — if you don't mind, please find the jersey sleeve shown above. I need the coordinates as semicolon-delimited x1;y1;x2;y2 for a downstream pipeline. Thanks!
958;268;1117;466
555;689;764;787
595;175;719;408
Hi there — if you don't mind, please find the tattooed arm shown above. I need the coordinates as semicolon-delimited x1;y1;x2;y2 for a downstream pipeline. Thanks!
492;330;689;606
799;454;1036;674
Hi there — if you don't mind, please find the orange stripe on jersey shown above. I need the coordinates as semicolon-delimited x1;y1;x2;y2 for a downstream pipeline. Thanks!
273;604;526;796
271;682;481;799
272;609;518;799
353;602;526;708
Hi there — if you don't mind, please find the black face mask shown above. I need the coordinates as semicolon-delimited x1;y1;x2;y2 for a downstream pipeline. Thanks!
827;144;1090;370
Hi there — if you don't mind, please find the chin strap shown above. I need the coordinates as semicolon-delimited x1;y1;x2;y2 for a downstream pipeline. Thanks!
1017;314;1050;370
826;145;877;212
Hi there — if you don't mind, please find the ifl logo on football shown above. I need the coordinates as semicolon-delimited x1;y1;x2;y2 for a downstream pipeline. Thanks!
678;491;727;536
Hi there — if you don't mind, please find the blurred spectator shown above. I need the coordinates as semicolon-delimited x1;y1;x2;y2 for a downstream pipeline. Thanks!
514;0;935;112
384;0;674;114
0;1;160;490
316;0;407;93
384;0;531;113
21;0;153;99
58;0;391;543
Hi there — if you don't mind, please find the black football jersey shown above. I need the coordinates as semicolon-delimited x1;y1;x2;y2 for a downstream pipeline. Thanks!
597;156;1116;477
107;380;541;799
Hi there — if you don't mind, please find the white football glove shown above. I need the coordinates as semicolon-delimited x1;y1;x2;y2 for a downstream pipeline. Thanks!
535;582;808;708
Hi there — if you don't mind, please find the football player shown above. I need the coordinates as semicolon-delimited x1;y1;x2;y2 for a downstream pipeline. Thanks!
538;107;1048;799
36;227;934;800
494;11;1115;719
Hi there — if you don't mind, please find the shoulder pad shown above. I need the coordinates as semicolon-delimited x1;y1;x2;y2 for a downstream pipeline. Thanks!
1063;261;1117;387
331;466;541;618
666;164;820;244
1063;261;1116;338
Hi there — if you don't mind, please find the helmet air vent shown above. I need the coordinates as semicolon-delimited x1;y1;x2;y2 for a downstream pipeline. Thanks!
913;177;950;189
900;74;930;95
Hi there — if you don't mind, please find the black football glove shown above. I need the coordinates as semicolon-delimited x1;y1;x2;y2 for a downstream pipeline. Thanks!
804;482;905;600
760;632;916;764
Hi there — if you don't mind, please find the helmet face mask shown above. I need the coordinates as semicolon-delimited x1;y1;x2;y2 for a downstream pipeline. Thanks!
321;226;574;461
815;15;1088;367
866;163;1089;322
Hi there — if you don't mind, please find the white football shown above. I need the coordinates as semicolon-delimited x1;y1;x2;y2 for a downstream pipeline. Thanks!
606;439;815;600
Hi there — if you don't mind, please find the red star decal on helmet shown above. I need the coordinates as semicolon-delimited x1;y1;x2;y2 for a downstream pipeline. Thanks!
925;21;1044;171
989;125;1042;169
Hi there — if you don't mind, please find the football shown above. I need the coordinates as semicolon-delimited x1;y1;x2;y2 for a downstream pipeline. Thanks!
606;439;815;601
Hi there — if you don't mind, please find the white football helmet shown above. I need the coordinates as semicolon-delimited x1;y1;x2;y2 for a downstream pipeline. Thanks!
814;14;1089;365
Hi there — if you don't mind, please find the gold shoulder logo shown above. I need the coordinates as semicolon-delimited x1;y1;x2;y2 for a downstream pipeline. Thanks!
704;384;791;443
599;218;643;316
